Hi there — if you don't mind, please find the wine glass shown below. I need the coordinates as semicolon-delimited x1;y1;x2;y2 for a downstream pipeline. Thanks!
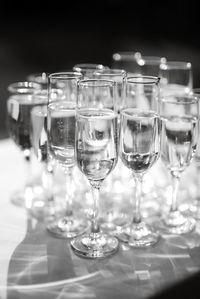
73;63;109;78
112;51;141;76
117;76;161;248
137;56;167;76
159;61;193;96
47;72;89;238
30;90;60;221
93;68;132;232
70;79;119;258
160;93;199;234
6;81;43;207
159;61;194;211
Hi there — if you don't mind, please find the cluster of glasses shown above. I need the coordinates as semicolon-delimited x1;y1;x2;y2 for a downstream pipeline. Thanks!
6;53;200;258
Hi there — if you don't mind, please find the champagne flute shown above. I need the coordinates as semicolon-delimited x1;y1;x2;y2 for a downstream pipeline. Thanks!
6;81;42;207
70;79;119;258
47;72;89;238
30;90;59;221
118;76;161;248
93;68;131;232
160;94;199;234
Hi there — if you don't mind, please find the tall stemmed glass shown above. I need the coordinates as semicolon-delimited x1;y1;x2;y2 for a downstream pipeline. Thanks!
71;79;119;258
47;72;89;238
93;69;130;232
7;81;42;207
30;90;59;221
118;76;161;248
160;94;199;234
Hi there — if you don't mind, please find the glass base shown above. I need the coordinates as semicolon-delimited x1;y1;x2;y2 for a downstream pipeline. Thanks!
70;232;119;259
117;222;160;248
47;215;89;239
162;210;196;234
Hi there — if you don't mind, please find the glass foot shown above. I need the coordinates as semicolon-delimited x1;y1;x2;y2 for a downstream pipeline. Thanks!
70;232;119;258
47;215;89;238
117;222;160;248
162;210;196;234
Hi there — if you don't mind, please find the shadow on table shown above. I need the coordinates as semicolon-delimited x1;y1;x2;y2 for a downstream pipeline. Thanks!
6;212;78;299
5;208;200;299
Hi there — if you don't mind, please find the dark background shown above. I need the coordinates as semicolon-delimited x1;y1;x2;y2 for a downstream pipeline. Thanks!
0;0;200;138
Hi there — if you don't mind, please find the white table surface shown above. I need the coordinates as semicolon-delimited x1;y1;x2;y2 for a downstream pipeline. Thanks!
1;138;200;299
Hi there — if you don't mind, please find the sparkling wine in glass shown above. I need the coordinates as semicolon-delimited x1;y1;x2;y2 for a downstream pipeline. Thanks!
117;76;161;248
7;81;43;207
160;94;199;234
93;68;131;233
70;79;119;258
47;72;89;238
119;108;161;247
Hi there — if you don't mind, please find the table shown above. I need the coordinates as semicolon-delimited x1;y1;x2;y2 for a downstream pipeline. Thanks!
1;138;200;299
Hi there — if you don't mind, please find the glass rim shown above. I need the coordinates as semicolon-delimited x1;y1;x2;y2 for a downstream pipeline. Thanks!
27;72;49;83
121;107;159;119
49;72;83;80
138;56;167;65
73;63;106;71
126;76;160;84
161;94;199;104
7;81;41;93
78;78;116;87
160;61;192;70
112;51;141;61
94;68;126;77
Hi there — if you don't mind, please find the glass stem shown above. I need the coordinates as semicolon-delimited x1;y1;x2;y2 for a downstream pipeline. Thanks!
41;163;54;202
23;149;32;187
90;181;101;234
64;167;74;217
170;173;180;212
133;174;143;224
